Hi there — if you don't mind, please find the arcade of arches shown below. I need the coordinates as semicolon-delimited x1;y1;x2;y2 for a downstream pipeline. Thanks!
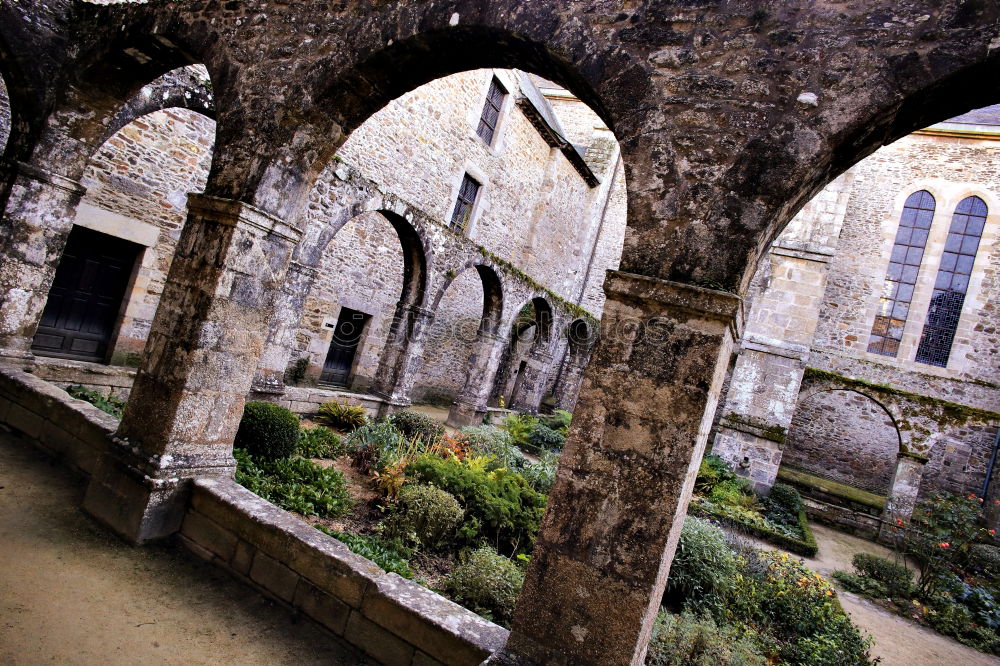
1;2;1000;665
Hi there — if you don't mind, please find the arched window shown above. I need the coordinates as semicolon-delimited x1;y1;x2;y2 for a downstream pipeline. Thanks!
867;190;935;357
914;195;987;367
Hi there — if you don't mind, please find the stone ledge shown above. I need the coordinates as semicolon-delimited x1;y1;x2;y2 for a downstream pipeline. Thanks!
603;270;743;332
185;478;509;665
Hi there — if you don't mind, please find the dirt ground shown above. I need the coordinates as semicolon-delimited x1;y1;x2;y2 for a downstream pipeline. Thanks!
798;523;1000;666
0;429;372;666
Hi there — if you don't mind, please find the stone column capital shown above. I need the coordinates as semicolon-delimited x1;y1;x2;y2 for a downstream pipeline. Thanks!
186;193;303;243
15;162;85;196
286;260;320;280
603;270;744;338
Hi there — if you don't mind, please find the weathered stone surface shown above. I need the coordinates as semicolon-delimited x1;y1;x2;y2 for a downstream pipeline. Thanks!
344;611;416;666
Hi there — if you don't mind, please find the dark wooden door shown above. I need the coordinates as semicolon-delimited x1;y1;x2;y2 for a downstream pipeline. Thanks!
319;307;370;386
32;226;140;362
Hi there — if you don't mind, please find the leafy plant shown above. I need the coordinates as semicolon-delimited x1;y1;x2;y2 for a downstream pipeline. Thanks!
285;357;309;385
66;385;126;419
316;525;413;579
345;421;408;474
850;553;913;597
461;426;526;470
445;546;524;627
500;413;538;449
646;610;766;666
234;448;352;518
527;423;565;452
695;454;736;494
408;453;547;556
665;517;739;604
521;450;560;494
234;401;300;461
297;426;343;458
315;401;368;431
387;410;445;443
539;409;572;436
382;484;465;550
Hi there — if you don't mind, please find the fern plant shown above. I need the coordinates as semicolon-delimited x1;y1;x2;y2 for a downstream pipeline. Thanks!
315;401;369;431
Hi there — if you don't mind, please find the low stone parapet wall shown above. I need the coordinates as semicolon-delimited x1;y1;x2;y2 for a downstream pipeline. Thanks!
0;367;116;475
180;478;508;666
28;357;137;401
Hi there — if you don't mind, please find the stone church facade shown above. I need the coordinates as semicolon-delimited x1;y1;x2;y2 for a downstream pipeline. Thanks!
713;108;1000;535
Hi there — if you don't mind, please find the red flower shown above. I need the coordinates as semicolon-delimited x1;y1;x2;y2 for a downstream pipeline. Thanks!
990;530;996;536
939;542;951;548
896;518;904;527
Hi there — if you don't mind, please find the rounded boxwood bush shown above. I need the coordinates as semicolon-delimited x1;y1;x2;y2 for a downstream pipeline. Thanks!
234;401;300;461
383;484;465;550
387;410;445;443
446;546;524;627
527;423;565;452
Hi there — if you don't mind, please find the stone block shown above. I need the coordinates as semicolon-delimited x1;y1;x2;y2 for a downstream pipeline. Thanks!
6;402;44;439
344;610;415;666
249;550;300;603
180;510;238;561
411;652;446;666
231;539;255;575
293;579;351;636
361;573;507;665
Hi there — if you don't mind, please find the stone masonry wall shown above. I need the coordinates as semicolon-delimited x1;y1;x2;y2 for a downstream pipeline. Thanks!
783;390;900;494
810;132;1000;389
0;73;9;154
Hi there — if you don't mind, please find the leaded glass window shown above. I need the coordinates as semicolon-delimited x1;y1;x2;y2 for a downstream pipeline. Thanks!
914;196;987;367
867;190;935;356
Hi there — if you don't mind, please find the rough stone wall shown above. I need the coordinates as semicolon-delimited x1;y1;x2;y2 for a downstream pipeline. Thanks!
782;390;900;494
79;107;215;361
810;132;1000;387
0;73;9;154
295;211;405;390
921;423;999;501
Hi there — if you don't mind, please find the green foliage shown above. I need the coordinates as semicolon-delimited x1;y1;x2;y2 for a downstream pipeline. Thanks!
695;454;735;493
970;543;1000;577
461;426;527;470
710;479;758;511
521;450;560;494
382;484;465;550
539;409;572;436
762;483;805;528
500;413;537;448
66;385;125;419
646;610;766;666
445;546;524;627
315;525;413;579
408;453;547;556
297;426;343;458
831;570;887;598
665;517;739;602
234;448;353;518
234;401;300;461
527;423;565;452
851;553;914;597
285;357;309;385
387;410;445;443
345;421;409;474
315;401;369;431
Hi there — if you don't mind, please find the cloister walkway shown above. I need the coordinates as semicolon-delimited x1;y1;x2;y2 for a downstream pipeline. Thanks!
0;430;372;666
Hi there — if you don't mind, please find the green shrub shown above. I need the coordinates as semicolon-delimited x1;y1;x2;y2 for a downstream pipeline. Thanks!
461;426;527;470
285;357;309;385
66;385;126;419
970;543;1000;577
297;426;343;458
527;423;565;452
696;455;736;493
345;421;409;473
234;401;300;461
387;410;445;443
234;448;352;518
382;484;465;550
501;413;537;448
521;450;560;494
539;409;572;436
315;401;368;431
408;453;547;556
780;614;876;666
666;517;739;603
315;525;413;578
446;546;524;627
851;553;913;597
711;479;758;510
762;483;804;527
646;610;766;666
831;570;887;598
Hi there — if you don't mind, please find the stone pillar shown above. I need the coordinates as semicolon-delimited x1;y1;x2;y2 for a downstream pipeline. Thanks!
0;162;86;363
448;331;507;428
496;271;741;666
711;242;835;493
372;304;435;415
509;348;554;413
550;346;594;411
82;194;302;543
251;260;319;395
883;453;928;527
